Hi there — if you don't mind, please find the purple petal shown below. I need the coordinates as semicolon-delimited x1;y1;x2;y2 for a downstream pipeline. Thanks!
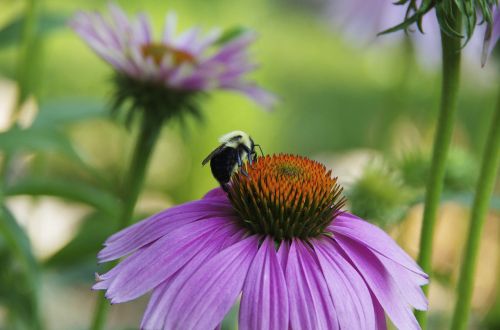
371;291;388;330
108;3;130;32
239;237;289;330
313;237;376;329
203;187;228;200
285;239;339;330
330;213;427;278
276;241;290;270
210;32;256;63
482;6;500;66
95;218;232;303
175;27;201;50
162;12;177;44
140;226;245;329
191;28;222;54
162;235;259;330
335;236;421;330
98;200;234;262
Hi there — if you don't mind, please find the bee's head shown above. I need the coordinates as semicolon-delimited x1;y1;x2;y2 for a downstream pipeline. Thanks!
219;130;252;149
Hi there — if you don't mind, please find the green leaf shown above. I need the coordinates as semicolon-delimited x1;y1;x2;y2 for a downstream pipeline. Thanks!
32;99;107;129
0;205;42;330
0;126;80;159
4;176;121;216
215;26;250;45
0;12;67;49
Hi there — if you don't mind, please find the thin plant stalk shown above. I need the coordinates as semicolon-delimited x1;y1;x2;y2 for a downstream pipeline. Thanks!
15;0;41;117
450;88;500;330
415;8;462;329
90;113;165;330
2;0;41;182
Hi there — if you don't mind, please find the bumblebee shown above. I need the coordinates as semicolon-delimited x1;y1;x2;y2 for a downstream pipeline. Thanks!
202;131;262;191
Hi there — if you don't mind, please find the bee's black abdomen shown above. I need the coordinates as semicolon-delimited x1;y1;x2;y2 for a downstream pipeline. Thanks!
210;147;239;185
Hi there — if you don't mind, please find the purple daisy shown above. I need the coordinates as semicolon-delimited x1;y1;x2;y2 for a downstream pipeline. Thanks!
94;154;428;329
482;5;500;66
70;3;276;110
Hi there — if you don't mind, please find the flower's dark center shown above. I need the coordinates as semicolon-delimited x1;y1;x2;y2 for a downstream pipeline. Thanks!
141;43;196;66
227;154;346;241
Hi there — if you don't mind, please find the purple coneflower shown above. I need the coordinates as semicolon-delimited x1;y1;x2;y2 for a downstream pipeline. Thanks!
95;154;428;330
71;3;276;119
482;5;500;66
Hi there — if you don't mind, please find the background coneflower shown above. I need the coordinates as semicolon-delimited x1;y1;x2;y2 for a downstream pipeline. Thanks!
71;3;276;123
95;154;428;330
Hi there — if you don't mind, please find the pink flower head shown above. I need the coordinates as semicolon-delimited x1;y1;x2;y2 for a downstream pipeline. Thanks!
70;3;277;112
94;154;428;329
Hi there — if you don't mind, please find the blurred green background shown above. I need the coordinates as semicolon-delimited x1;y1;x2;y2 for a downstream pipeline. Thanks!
0;0;499;329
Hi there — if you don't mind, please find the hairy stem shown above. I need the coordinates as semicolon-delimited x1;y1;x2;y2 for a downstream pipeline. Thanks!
415;8;462;329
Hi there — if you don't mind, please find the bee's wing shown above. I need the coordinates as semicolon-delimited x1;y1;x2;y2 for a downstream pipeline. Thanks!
202;144;226;165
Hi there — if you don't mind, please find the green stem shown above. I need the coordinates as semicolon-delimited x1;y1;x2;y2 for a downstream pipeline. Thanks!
15;0;41;114
90;113;164;330
450;88;500;330
415;9;462;329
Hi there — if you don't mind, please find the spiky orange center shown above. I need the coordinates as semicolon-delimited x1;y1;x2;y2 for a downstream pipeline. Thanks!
228;154;346;240
141;43;196;66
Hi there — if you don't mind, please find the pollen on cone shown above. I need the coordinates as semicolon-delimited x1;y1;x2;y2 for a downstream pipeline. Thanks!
227;154;346;240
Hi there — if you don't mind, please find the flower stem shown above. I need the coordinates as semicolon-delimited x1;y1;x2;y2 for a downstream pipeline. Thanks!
90;113;164;330
450;87;500;330
415;8;462;329
15;0;41;113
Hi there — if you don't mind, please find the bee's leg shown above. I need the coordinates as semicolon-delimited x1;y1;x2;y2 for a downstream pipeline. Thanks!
242;145;252;165
221;183;230;193
237;152;249;177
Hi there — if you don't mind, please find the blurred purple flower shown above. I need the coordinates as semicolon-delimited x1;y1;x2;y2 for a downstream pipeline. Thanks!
94;154;428;330
329;0;483;68
70;3;276;110
482;5;500;66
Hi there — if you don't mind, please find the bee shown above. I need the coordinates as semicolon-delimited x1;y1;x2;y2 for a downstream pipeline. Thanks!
202;131;262;191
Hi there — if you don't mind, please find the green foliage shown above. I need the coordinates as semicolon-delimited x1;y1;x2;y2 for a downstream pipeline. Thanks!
44;212;117;270
215;26;250;45
0;206;41;330
348;165;414;228
380;0;498;43
398;148;479;193
0;12;66;50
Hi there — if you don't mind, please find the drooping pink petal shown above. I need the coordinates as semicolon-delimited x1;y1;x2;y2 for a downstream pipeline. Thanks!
335;235;421;330
140;225;245;330
239;237;289;330
313;237;376;329
285;239;339;330
95;218;232;303
98;200;234;262
330;213;427;277
371;291;388;330
162;235;259;330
